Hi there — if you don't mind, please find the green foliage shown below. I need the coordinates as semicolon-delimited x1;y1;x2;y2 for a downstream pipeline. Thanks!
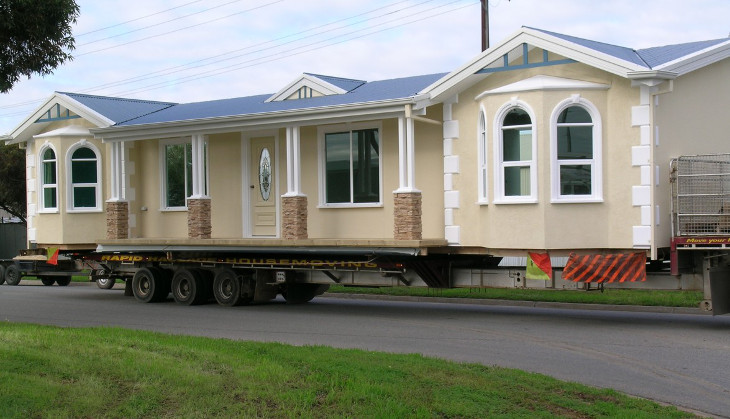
0;0;80;92
0;323;697;418
0;143;26;222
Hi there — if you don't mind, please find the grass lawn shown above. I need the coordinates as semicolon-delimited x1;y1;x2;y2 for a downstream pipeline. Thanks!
0;323;696;418
327;286;704;308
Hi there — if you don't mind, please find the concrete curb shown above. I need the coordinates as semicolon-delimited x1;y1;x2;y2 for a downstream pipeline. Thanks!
322;293;707;315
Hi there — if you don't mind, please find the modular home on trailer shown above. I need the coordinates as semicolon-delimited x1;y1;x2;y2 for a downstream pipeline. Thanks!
4;28;730;311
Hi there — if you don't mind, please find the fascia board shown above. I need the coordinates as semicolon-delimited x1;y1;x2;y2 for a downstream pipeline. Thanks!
424;28;645;103
93;99;411;142
6;93;114;144
655;40;730;75
265;74;348;103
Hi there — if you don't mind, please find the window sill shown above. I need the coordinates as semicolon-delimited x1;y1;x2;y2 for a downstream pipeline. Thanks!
492;197;538;205
37;209;59;214
160;207;188;212
66;208;103;213
318;202;383;209
551;196;604;204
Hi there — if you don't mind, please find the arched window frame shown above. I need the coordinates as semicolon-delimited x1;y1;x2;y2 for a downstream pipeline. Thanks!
492;100;538;204
477;107;489;204
38;143;59;213
549;96;603;203
65;140;102;212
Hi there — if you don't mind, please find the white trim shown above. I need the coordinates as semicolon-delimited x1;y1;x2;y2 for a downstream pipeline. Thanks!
492;99;538;204
476;75;609;99
266;73;349;103
477;106;488;204
549;96;603;203
65;140;103;213
37;142;59;213
318;122;383;207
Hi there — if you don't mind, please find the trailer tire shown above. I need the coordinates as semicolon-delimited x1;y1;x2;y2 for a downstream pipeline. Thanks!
213;269;252;306
56;276;72;286
40;277;55;286
171;268;206;305
132;267;169;303
97;277;116;289
5;265;21;286
0;264;5;285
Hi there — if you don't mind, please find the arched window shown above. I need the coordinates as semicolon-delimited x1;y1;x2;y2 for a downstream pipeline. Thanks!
67;143;101;211
477;109;488;203
494;102;537;203
39;146;58;211
550;98;602;202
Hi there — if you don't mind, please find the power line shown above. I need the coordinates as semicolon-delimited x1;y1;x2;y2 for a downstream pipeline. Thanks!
75;0;206;37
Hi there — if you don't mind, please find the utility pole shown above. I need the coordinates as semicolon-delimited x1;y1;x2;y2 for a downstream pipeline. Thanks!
481;0;489;51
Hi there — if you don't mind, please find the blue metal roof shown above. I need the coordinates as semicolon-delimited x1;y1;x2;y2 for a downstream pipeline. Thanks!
116;73;446;126
304;73;366;92
530;27;730;69
60;92;176;124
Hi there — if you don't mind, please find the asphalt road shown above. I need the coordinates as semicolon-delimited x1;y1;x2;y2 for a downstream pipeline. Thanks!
2;281;729;418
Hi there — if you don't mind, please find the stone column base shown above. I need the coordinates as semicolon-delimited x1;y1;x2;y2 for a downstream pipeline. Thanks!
188;198;212;239
282;195;308;240
394;192;422;240
106;201;129;239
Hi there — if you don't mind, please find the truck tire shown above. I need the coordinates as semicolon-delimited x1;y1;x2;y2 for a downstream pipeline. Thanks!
5;265;21;286
40;277;55;286
0;264;5;285
56;276;72;286
97;277;116;289
171;268;206;305
132;267;169;303
213;269;253;306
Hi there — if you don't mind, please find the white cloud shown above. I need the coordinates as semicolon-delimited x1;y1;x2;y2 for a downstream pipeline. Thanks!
1;0;728;134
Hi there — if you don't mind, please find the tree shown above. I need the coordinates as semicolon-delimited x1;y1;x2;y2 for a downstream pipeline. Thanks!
0;143;26;223
0;0;80;93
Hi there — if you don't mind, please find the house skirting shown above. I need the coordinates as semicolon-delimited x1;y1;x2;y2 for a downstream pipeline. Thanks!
106;201;129;239
187;198;211;239
394;192;422;240
282;195;308;240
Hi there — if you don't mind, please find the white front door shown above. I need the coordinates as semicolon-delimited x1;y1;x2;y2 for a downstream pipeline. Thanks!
250;136;277;236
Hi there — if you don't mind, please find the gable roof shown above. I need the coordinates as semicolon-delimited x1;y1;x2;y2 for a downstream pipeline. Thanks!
422;26;730;103
6;92;176;144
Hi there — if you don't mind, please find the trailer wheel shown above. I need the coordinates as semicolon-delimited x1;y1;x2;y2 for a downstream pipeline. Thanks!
97;277;116;289
56;276;72;286
213;269;253;306
282;284;328;304
0;264;5;285
5;265;21;286
40;277;55;286
171;268;206;305
132;267;169;303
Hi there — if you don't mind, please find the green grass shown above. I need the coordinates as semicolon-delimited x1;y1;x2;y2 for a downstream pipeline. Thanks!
0;323;696;418
327;286;704;308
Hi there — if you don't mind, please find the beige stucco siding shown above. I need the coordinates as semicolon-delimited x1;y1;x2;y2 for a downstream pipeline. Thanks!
29;119;107;246
450;63;641;252
653;58;730;248
209;132;243;238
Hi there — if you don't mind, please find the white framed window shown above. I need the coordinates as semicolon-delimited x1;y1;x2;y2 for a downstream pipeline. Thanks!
477;108;488;204
318;123;382;207
550;97;603;203
493;101;537;203
66;141;102;212
39;144;58;212
160;137;208;210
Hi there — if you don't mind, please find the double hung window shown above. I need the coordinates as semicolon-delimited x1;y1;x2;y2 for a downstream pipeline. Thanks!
66;143;101;211
494;104;537;203
162;139;208;209
40;146;58;211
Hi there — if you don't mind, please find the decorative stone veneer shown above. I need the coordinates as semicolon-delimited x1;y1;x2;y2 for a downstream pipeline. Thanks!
282;195;308;240
187;198;211;239
106;201;129;239
394;192;422;240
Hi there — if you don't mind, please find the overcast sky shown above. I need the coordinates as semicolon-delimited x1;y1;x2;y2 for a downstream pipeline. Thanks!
1;0;728;135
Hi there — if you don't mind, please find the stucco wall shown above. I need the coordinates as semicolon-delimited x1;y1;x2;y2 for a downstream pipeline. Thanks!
450;62;641;253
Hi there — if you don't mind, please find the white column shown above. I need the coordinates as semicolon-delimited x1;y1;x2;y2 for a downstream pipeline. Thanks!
394;108;420;193
190;134;208;198
107;141;126;202
283;126;305;197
